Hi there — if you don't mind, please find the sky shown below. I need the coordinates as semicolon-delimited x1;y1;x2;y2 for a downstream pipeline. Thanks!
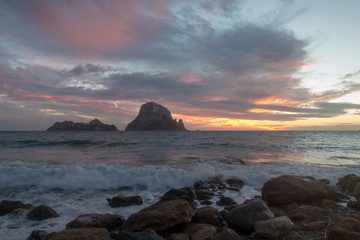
0;0;360;131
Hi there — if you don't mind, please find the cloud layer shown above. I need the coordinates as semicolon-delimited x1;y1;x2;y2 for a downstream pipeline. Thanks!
1;0;359;130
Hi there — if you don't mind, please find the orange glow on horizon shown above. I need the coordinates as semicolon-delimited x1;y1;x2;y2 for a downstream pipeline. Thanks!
253;97;300;106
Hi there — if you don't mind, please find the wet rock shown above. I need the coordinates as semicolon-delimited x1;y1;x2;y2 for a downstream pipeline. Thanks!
337;174;360;193
216;196;237;206
125;102;187;131
160;187;197;205
27;230;48;240
192;227;217;240
123;199;194;232
193;206;222;227
194;181;216;200
225;198;274;231
286;205;327;222
27;205;59;221
66;213;125;230
47;228;108;240
168;233;190;240
262;175;345;206
304;221;329;231
353;182;360;197
319;179;330;184
0;200;33;216
212;228;241;240
111;228;165;240
200;200;213;205
107;195;143;207
321;199;345;210
254;216;295;239
225;178;244;191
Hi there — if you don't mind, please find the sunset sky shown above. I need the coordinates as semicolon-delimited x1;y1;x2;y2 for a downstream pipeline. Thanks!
1;0;360;131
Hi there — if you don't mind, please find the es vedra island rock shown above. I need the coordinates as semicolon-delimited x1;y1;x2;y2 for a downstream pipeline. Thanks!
125;102;187;131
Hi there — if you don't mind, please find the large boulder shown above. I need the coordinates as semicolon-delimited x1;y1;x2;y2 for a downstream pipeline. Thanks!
254;216;295;239
66;213;125;230
160;187;197;205
107;195;143;207
225;198;274;231
337;174;360;193
183;223;217;240
27;205;59;221
47;119;118;131
47;228;108;240
123;199;194;232
286;205;327;222
125;102;187;131
262;175;345;206
0;200;33;216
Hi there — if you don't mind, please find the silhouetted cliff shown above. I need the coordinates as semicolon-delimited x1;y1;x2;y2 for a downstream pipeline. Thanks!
47;119;118;131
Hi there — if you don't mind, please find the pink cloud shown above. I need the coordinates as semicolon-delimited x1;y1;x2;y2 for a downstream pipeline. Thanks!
27;0;169;57
180;73;202;84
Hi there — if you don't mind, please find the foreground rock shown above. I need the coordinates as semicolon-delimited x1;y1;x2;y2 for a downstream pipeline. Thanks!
225;198;274;231
326;217;360;240
254;216;295;239
193;206;222;227
125;102;187;131
0;200;33;216
27;205;59;221
123;199;194;232
183;223;217;240
337;174;360;194
262;175;345;206
213;228;241;240
107;195;143;207
111;228;165;240
66;213;125;230
47;118;118;131
47;228;109;240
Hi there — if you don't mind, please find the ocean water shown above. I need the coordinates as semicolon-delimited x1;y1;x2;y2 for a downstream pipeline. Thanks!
0;131;360;239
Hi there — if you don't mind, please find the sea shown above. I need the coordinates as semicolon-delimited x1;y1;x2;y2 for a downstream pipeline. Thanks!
0;131;360;239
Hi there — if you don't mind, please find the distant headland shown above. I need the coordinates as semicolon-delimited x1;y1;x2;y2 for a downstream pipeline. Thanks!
47;119;118;131
125;102;187;131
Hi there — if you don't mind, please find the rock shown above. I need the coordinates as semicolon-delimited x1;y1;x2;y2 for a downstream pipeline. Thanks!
337;174;360;193
47;118;118;131
47;228;108;240
225;198;274;231
200;200;213;205
168;233;190;240
319;178;331;184
304;221;329;231
123;199;194;232
216;196;237;206
66;213;125;230
27;205;59;221
225;178;244;191
192;227;217;240
194;177;226;200
326;217;360;240
110;228;165;240
321;199;345;210
353;182;360;197
107;195;143;207
27;230;48;240
212;228;241;240
254;216;295;239
262;175;345;206
183;223;217;239
160;187;197;205
125;102;187;131
193;206;223;227
0;200;33;216
286;205;327;222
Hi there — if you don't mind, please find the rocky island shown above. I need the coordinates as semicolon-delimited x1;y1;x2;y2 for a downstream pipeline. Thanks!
47;119;118;131
125;102;187;131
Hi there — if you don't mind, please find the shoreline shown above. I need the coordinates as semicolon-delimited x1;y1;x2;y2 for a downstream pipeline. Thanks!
2;173;360;240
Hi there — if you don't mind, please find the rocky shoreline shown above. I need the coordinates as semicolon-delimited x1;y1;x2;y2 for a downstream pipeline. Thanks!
2;174;360;239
